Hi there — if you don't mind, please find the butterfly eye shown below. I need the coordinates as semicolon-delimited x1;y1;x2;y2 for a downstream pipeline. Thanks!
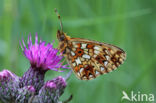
57;30;66;41
59;35;65;41
58;34;65;41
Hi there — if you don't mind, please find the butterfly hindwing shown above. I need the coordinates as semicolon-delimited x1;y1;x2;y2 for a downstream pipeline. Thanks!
63;38;126;80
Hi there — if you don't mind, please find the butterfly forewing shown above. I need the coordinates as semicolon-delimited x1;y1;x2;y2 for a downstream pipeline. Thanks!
64;38;126;80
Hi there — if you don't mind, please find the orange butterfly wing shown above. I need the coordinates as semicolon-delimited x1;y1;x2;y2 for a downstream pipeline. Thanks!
63;38;126;80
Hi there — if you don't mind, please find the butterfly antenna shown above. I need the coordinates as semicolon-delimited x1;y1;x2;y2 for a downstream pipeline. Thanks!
55;8;63;33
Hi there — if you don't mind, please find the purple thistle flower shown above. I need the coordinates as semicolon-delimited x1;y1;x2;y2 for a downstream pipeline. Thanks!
19;34;70;93
20;33;69;71
0;70;19;102
32;76;66;103
0;70;19;81
0;34;72;103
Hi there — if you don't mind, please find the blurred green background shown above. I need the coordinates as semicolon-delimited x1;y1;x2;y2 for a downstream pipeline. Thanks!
0;0;156;103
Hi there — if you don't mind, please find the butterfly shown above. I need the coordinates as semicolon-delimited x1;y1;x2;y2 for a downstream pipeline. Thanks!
55;9;126;80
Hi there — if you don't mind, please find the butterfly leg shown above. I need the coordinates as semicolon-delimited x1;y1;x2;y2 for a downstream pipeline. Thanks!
57;59;66;72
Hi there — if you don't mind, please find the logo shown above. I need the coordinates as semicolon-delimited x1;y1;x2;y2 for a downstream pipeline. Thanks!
122;91;154;102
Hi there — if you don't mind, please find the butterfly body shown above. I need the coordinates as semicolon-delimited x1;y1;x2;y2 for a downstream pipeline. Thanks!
57;30;126;80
